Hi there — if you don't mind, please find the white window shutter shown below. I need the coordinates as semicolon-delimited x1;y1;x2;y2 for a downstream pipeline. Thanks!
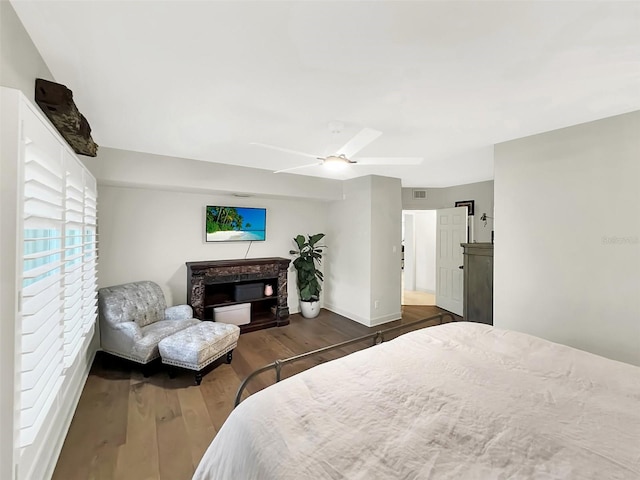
63;152;86;367
82;172;98;335
18;100;99;448
20;116;65;447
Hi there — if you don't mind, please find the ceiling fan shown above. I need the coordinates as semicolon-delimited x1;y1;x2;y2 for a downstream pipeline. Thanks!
251;128;423;173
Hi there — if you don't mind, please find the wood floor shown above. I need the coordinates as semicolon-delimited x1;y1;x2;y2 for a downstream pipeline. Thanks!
402;289;436;306
53;306;457;480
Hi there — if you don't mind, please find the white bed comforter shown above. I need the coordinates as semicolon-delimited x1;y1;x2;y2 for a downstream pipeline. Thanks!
194;322;640;480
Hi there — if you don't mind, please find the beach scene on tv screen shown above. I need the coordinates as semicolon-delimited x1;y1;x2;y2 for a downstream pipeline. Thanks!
206;206;266;241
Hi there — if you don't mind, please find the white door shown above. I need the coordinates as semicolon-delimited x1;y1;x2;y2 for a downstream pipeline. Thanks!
436;207;468;316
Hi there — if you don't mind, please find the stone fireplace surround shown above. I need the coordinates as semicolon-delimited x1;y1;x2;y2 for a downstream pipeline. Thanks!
186;257;291;333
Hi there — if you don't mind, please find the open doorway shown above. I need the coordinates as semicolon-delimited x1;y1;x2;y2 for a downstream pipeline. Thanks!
403;207;468;313
402;210;437;306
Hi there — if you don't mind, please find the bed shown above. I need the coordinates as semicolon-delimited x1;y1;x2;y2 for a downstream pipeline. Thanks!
193;321;640;479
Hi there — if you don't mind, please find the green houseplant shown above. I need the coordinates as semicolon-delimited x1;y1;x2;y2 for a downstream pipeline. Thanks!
290;233;325;318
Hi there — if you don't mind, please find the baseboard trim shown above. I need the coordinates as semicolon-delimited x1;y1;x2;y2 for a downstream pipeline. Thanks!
368;312;402;327
323;303;370;326
323;304;401;328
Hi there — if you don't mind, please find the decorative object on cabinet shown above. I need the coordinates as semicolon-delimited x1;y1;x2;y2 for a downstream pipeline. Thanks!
289;233;326;319
186;257;291;333
34;78;98;156
461;243;493;325
454;200;475;216
234;282;263;301
214;303;251;326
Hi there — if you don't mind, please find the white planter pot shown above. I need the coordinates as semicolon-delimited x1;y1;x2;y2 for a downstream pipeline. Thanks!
300;300;320;319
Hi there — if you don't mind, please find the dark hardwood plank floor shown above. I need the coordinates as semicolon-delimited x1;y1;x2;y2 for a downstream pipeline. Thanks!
53;306;457;480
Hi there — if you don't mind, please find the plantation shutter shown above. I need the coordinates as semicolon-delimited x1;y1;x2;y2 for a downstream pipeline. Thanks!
63;153;86;366
18;101;99;448
82;172;98;334
20;112;66;447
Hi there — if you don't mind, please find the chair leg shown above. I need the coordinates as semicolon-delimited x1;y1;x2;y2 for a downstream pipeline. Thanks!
168;366;176;379
226;350;233;364
142;359;159;378
195;371;203;386
100;352;112;370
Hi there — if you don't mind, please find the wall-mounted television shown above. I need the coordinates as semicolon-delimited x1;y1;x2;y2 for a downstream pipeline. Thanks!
205;206;266;242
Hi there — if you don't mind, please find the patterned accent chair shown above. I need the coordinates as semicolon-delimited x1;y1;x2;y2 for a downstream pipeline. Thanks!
98;281;201;365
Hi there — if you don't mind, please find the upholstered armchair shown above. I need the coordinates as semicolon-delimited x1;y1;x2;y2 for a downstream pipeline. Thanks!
98;281;200;364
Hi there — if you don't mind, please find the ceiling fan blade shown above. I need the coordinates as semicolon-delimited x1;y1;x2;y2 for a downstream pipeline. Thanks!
274;161;323;174
355;157;423;166
336;128;382;158
251;142;319;160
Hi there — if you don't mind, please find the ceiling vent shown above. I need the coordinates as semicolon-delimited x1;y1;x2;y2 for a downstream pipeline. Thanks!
412;189;427;200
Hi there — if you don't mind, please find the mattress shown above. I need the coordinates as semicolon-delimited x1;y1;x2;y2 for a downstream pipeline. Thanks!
193;322;640;479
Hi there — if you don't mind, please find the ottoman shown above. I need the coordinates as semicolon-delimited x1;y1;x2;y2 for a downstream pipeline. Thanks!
158;322;240;385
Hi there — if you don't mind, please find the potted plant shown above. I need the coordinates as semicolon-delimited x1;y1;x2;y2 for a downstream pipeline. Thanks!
289;233;325;318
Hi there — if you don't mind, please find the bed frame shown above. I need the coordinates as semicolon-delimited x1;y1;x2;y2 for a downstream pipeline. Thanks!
235;312;455;407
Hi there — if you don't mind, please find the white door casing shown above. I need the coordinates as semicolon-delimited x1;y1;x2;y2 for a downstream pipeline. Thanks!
436;207;468;316
403;213;416;291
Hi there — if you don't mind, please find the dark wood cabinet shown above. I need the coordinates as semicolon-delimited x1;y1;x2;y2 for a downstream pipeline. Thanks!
462;243;493;325
186;257;291;333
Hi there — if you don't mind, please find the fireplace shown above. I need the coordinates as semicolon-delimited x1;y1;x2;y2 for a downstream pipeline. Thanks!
186;257;290;333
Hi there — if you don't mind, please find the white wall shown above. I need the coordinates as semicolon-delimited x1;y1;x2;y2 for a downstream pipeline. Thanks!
370;176;403;325
324;177;373;323
325;176;402;326
413;211;437;293
82;147;343;202
97;185;328;313
494;111;640;366
87;147;341;313
402;180;494;242
0;1;54;101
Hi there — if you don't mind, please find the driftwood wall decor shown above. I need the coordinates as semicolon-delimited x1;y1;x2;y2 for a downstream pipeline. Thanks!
35;78;98;157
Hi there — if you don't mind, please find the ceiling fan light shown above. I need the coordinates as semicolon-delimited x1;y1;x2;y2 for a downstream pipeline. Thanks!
323;155;349;170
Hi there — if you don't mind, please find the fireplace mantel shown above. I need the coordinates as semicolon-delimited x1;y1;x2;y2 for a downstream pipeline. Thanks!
186;257;291;333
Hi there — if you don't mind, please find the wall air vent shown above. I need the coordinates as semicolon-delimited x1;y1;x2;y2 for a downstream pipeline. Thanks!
412;189;427;200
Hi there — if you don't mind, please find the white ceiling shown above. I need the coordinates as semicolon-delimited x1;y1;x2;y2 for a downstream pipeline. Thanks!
12;0;640;187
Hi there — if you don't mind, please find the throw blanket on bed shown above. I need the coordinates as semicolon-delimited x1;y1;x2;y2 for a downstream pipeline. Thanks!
193;322;640;479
